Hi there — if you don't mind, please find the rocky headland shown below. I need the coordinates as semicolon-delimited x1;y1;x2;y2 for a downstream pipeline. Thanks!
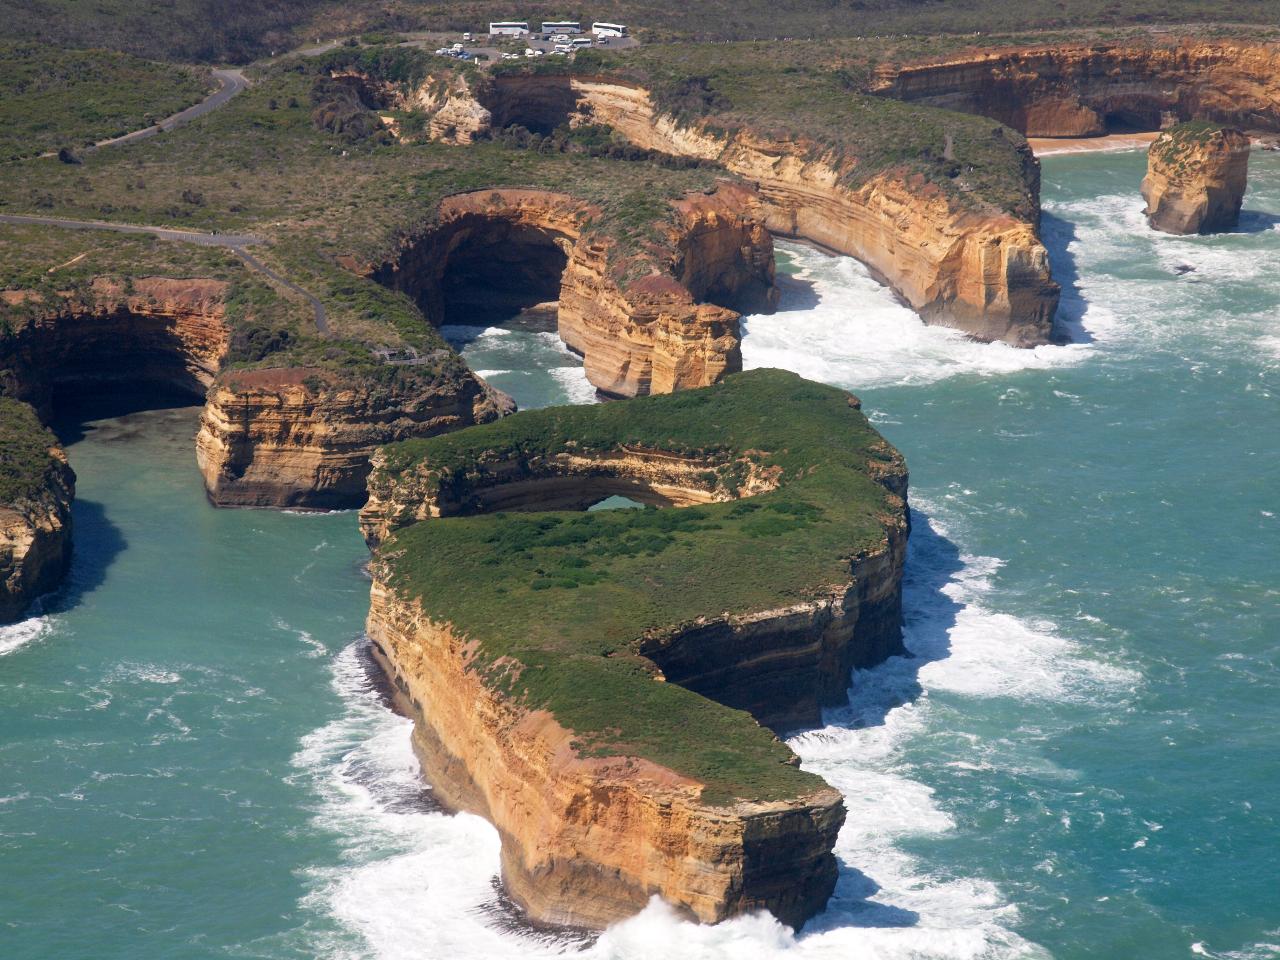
1141;122;1250;234
365;183;776;399
0;398;74;621
359;369;909;929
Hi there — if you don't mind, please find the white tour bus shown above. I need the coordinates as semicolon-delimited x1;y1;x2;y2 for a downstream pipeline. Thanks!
570;37;593;49
591;22;628;38
540;21;582;35
488;21;530;36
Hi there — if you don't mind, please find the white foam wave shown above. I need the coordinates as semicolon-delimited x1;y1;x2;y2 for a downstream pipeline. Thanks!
275;617;329;659
105;662;182;684
0;612;52;657
549;365;599;405
744;242;1089;388
440;324;516;341
293;642;559;960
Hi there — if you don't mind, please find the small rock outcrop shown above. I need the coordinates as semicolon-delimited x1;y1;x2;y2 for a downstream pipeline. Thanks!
196;364;511;509
1142;123;1250;235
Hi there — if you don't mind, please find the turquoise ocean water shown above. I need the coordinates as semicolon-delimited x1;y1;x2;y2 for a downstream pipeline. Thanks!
1;150;1276;960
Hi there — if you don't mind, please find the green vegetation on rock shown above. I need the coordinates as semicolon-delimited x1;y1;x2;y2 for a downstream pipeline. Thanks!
374;369;905;803
0;397;63;505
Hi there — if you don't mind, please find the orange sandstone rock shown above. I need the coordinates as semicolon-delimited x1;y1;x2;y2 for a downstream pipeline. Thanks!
1142;124;1250;235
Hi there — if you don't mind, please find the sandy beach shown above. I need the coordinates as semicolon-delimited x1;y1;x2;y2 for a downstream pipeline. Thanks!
1028;131;1160;156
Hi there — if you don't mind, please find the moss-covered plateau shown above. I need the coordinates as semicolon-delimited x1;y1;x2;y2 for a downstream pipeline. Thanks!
367;369;907;804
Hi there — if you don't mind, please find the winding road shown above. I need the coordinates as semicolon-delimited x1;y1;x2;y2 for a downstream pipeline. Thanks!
86;68;248;152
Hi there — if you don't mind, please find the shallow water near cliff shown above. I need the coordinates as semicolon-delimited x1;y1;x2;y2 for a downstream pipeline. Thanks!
2;150;1277;960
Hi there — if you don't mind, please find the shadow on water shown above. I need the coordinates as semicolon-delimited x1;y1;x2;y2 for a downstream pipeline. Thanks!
804;509;966;933
41;500;126;617
51;389;201;446
1234;208;1280;234
31;390;202;618
774;269;822;312
1039;211;1094;345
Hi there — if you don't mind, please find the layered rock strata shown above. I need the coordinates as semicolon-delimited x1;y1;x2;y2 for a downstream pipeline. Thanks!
874;41;1280;138
368;185;776;398
360;370;910;928
0;401;74;622
1141;123;1250;234
196;365;511;509
447;74;1057;345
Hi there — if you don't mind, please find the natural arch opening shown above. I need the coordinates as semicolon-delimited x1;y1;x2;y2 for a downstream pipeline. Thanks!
482;76;581;136
441;219;569;326
1103;108;1163;134
374;211;574;328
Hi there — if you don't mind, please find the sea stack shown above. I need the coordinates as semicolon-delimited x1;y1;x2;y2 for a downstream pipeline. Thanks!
1142;122;1250;234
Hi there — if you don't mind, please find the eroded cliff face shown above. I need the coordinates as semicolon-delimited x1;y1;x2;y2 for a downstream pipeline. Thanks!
1142;124;1250;234
0;277;230;412
368;186;775;398
196;366;512;509
0;442;74;623
0;276;508;512
875;42;1280;138
366;584;847;930
464;75;1057;345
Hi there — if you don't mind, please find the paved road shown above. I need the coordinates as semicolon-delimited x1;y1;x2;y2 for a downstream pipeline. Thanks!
84;68;248;153
231;247;328;334
0;214;326;334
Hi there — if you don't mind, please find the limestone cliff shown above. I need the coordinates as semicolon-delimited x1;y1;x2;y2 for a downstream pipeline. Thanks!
367;587;847;929
368;185;776;398
0;277;230;413
874;41;1280;138
1142;123;1250;234
0;403;73;623
455;75;1057;346
196;365;511;509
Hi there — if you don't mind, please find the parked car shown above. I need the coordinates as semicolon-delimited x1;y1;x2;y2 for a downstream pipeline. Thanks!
462;32;472;42
552;34;569;43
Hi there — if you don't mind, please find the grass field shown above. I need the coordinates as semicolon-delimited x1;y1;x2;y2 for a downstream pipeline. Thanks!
0;42;211;162
373;369;904;803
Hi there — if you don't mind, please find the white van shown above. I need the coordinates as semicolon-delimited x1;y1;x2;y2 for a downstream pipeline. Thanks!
570;37;593;49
